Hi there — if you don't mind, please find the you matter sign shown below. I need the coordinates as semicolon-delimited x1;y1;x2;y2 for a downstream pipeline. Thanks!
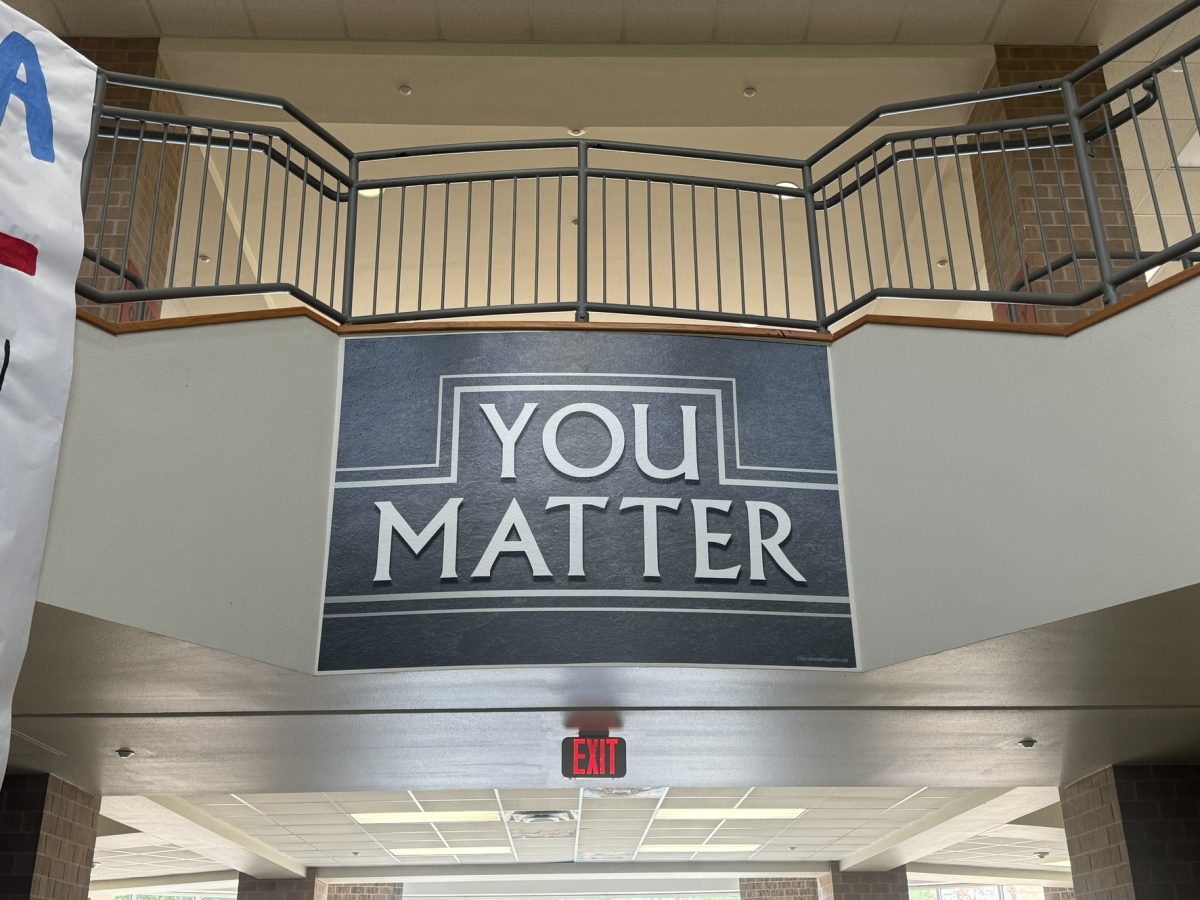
0;2;96;770
320;331;854;670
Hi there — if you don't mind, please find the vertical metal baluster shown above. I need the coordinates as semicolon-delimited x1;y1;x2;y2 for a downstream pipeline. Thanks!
890;142;915;287
691;183;700;310
294;155;309;287
192;127;214;287
870;149;894;288
215;129;235;285
256;135;273;285
852;161;874;294
1045;125;1083;291
117;120;146;288
236;131;254;285
512;177;520;305
755;190;767;315
576;147;588;318
1127;89;1170;252
836;173;856;302
143;119;170;288
997;129;1031;293
910;138;936;288
776;189;791;320
820;185;840;312
275;144;290;284
418;183;429;310
440;182;451;310
950;137;981;291
372;186;384;315
555;174;562;301
395;185;408;314
735;188;746;315
670;184;679;310
313;168;325;298
464;181;474;309
168;127;194;289
973;131;1008;294
1062;79;1118;305
801;163;827;328
486;180;495;307
1101;102;1140;279
1018;128;1053;292
930;136;958;290
534;176;541;302
713;187;724;311
329;170;342;303
647;180;655;308
625;179;632;304
92;114;118;286
1154;72;1195;236
601;176;608;302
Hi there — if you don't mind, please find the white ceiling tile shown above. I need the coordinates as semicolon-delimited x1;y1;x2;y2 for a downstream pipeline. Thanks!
56;0;156;35
895;0;1002;43
624;0;719;42
7;0;68;32
438;0;532;40
987;0;1097;44
1078;0;1177;54
531;0;623;41
713;0;810;42
244;0;347;38
805;0;905;41
152;0;254;37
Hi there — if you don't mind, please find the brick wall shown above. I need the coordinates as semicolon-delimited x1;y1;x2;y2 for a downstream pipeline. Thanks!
326;884;403;900
970;45;1143;325
739;877;820;899
238;872;328;900
0;774;100;900
68;37;184;322
1044;888;1077;899
1061;764;1200;900
815;864;908;900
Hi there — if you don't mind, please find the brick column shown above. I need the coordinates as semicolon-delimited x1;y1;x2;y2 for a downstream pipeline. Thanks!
0;773;100;900
327;885;403;900
815;864;908;899
1044;889;1077;899
739;877;819;899
970;45;1143;324
1060;765;1200;900
67;38;185;323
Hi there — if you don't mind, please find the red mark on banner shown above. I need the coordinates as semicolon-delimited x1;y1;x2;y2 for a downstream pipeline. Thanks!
0;231;38;276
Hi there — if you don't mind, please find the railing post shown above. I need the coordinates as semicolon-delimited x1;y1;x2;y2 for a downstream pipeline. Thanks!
576;141;589;322
341;157;359;323
801;163;829;331
1062;80;1121;306
80;71;108;212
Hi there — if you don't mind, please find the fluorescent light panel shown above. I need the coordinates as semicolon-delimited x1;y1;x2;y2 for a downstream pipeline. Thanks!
656;807;806;820
640;844;761;853
389;846;511;856
353;811;500;824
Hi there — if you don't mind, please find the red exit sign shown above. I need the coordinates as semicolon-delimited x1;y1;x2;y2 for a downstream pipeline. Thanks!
562;735;627;778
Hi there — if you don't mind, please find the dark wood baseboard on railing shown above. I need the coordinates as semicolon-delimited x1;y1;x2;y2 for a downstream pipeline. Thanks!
75;263;1200;342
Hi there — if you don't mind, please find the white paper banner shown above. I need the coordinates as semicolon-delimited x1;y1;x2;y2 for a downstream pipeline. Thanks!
0;3;95;774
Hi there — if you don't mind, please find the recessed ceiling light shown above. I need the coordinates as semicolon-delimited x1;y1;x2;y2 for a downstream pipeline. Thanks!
936;258;949;268
114;748;135;759
1017;738;1038;749
656;807;806;820
398;84;413;96
641;844;761;853
359;188;383;199
509;810;575;824
567;127;586;137
197;254;211;264
774;181;800;201
354;811;500;824
389;846;511;856
743;86;758;98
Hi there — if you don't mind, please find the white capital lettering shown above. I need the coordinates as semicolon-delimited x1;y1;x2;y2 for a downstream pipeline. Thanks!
545;496;609;577
691;498;740;580
619;497;682;578
373;498;462;582
746;500;806;583
471;498;552;579
542;403;624;479
480;402;538;480
633;404;699;481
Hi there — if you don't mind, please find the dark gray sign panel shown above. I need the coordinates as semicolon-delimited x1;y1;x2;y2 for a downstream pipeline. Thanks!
320;331;854;670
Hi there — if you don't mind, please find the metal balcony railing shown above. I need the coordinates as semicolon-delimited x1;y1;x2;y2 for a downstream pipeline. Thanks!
75;0;1200;331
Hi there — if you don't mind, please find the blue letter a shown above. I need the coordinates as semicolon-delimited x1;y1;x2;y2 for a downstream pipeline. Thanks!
0;31;54;162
